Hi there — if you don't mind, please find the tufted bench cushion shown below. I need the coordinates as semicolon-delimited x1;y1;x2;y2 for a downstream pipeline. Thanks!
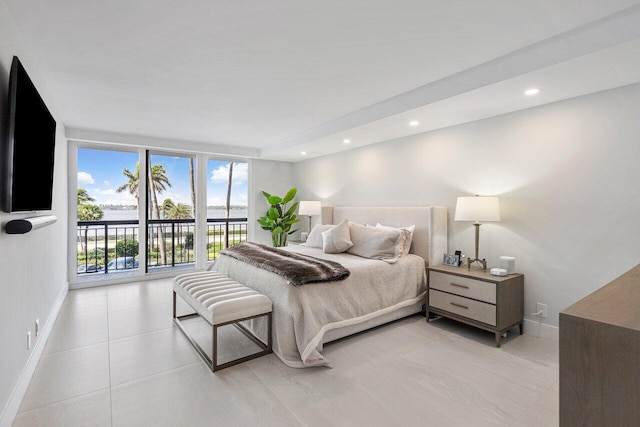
173;270;272;371
174;271;272;326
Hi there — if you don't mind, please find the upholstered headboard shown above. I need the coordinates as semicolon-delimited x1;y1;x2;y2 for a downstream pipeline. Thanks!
321;206;448;266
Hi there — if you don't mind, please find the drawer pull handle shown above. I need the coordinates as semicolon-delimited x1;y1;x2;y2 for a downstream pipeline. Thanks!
450;302;469;310
450;283;469;289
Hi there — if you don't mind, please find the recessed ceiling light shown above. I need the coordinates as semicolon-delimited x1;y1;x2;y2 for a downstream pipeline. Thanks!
409;120;419;126
300;151;307;155
343;139;351;144
525;88;540;96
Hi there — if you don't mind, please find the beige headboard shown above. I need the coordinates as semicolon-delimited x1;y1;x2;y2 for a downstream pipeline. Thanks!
321;206;448;266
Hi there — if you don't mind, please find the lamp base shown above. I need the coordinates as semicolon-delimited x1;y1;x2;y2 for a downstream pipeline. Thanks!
467;257;487;272
468;222;487;271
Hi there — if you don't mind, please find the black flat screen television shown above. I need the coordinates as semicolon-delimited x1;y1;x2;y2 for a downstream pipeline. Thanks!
1;56;57;213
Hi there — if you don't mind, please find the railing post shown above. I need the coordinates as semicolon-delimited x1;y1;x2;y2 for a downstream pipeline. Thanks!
171;222;175;267
103;223;109;272
78;217;246;275
225;220;229;249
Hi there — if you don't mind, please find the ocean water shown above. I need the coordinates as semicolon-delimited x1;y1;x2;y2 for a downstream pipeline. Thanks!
100;208;247;221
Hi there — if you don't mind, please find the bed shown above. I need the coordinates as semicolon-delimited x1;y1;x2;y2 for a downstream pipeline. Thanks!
210;206;447;368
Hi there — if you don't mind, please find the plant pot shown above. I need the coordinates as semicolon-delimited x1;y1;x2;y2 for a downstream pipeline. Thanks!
272;231;288;247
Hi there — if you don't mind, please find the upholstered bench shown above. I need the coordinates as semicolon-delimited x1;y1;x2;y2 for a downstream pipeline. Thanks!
173;270;272;372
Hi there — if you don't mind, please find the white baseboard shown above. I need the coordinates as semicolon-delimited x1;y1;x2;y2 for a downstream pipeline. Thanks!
0;283;68;427
522;318;559;342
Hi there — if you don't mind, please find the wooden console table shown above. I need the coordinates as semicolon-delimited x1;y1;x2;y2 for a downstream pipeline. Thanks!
560;264;640;426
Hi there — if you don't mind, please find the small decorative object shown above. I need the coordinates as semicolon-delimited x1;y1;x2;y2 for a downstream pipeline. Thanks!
443;253;460;267
257;187;300;247
500;256;516;274
454;195;501;271
490;268;508;276
455;250;462;266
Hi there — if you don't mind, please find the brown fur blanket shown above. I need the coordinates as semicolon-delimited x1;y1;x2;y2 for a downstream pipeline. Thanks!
219;242;350;286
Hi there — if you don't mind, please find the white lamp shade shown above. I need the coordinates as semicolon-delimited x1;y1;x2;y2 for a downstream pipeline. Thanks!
298;201;322;216
454;196;501;222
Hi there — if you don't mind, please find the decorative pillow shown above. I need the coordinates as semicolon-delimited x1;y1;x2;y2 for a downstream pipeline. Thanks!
304;224;334;248
347;223;404;263
376;223;415;257
348;220;369;227
321;219;353;254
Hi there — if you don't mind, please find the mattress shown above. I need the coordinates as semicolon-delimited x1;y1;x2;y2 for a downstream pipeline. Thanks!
211;244;426;368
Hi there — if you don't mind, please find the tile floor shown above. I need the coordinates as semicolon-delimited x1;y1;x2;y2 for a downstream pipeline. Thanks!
13;278;559;426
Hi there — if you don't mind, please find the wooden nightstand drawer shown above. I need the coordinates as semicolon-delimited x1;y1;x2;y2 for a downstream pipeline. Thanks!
427;265;524;347
429;271;496;304
429;289;496;326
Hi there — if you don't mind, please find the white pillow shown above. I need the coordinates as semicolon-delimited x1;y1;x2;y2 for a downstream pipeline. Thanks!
304;224;334;248
347;223;404;263
376;223;415;257
321;219;353;254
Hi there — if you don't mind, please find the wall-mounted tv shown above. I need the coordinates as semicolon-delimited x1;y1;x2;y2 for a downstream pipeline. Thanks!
1;56;57;213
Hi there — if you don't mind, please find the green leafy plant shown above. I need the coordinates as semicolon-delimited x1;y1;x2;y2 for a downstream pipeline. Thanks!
257;187;300;247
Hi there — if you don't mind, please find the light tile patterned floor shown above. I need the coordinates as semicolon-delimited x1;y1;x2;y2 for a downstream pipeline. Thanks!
13;278;558;426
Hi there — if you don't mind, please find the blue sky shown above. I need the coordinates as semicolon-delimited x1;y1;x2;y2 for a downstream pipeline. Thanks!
77;148;247;207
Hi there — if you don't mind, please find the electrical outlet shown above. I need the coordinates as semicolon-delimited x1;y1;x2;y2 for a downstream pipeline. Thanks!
35;319;40;336
536;302;548;318
27;331;31;350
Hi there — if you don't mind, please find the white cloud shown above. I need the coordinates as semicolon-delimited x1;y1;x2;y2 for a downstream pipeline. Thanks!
210;162;248;185
77;171;94;188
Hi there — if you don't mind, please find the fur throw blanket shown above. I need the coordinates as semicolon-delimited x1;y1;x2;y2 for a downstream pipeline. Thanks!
219;242;350;286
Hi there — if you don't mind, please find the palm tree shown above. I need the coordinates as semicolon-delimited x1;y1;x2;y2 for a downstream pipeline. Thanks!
77;188;94;205
223;162;234;248
117;162;171;264
189;158;196;218
162;198;192;219
172;203;192;219
161;198;174;219
77;203;103;221
77;189;103;259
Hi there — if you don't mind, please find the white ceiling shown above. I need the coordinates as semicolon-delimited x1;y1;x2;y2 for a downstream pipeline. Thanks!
6;0;640;161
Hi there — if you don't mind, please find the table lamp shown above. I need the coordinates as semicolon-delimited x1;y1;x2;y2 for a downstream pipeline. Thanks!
454;195;501;271
298;201;321;241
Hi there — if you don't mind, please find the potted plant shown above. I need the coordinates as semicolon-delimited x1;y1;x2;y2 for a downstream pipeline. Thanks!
257;187;300;247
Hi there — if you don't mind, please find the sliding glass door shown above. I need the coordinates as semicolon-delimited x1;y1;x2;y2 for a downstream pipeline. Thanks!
74;145;248;283
146;152;197;272
76;147;140;276
206;160;248;261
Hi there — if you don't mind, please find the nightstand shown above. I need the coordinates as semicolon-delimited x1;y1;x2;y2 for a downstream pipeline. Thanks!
287;240;304;246
426;264;524;347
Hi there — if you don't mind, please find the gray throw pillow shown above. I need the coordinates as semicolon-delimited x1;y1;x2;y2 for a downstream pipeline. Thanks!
346;223;404;263
321;219;353;253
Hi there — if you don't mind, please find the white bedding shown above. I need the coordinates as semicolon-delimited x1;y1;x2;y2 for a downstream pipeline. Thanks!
211;244;427;368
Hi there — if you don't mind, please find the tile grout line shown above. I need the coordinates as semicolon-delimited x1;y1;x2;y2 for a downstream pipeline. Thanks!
16;290;112;416
14;388;113;417
105;290;114;427
246;358;308;427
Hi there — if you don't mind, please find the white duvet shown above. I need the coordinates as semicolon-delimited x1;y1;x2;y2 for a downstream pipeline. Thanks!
211;244;427;368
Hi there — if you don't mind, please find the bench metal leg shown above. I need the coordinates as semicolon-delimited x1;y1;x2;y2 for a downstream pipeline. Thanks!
173;291;273;372
212;313;273;372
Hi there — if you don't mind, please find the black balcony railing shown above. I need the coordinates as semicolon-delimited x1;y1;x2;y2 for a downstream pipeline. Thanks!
77;218;247;275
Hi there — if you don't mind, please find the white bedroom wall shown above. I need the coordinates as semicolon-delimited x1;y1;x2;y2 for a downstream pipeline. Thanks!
293;83;640;335
0;2;69;425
